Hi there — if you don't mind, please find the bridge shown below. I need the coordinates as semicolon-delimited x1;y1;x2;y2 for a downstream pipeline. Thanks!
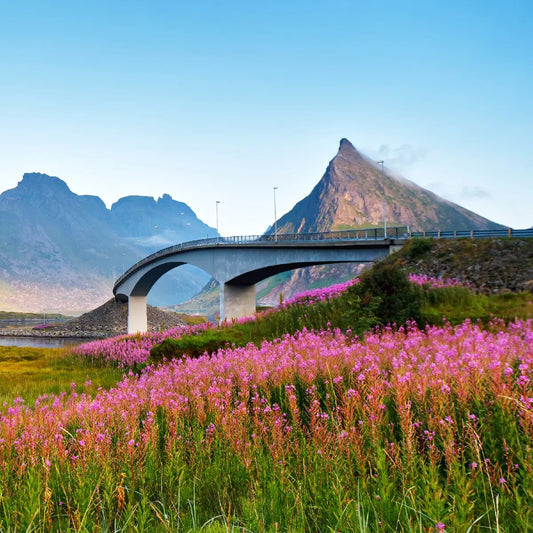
113;226;533;333
113;227;409;333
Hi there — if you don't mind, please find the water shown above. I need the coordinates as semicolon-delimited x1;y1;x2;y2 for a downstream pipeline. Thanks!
0;318;48;327
0;336;87;348
0;319;87;348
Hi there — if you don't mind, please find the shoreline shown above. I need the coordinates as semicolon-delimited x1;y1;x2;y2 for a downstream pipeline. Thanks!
0;327;116;339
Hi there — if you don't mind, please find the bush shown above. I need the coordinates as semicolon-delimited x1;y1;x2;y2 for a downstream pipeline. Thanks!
150;328;254;361
357;262;422;325
405;237;434;259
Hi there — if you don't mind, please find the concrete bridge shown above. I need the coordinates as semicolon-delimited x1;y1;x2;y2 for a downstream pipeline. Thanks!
113;228;408;333
113;226;533;333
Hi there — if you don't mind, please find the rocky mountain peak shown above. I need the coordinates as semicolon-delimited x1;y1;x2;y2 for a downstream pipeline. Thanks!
273;138;504;234
18;173;72;195
336;138;365;164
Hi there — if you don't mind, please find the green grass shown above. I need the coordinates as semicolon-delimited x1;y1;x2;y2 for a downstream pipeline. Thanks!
0;346;126;406
0;310;71;320
419;286;533;325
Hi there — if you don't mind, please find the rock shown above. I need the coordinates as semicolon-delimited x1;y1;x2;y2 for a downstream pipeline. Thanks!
0;299;188;338
54;299;187;335
524;280;533;293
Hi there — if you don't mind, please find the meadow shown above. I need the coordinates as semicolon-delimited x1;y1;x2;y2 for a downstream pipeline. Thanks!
1;264;533;532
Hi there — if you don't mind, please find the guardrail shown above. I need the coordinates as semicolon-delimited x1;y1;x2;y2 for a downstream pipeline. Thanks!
114;225;533;287
410;228;533;239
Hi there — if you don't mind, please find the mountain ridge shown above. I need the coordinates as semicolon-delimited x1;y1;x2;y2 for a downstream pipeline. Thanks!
256;138;505;309
0;173;214;314
0;140;516;316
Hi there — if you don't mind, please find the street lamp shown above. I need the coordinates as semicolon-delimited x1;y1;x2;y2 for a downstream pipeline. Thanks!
273;187;279;242
377;160;387;238
216;201;220;244
179;213;184;247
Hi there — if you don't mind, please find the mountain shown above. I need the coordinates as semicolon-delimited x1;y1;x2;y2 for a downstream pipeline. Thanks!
0;173;214;314
110;194;214;245
108;194;215;307
1;141;509;316
255;139;505;307
273;138;504;234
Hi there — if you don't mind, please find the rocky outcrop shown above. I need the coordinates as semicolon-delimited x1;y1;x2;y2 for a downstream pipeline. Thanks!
398;238;533;294
0;299;188;338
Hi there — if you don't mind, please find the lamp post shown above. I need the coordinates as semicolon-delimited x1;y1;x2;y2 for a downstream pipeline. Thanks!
216;201;220;244
273;187;279;242
377;160;387;238
179;213;184;247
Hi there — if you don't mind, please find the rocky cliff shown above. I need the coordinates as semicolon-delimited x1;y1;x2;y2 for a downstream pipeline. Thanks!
274;139;504;234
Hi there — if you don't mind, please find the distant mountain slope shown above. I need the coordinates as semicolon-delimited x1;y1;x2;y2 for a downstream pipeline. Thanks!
0;173;213;314
0;173;123;279
274;139;504;234
110;193;213;246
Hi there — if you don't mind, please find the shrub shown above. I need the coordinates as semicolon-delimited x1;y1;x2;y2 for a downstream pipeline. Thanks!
405;237;434;259
150;328;254;361
357;262;422;325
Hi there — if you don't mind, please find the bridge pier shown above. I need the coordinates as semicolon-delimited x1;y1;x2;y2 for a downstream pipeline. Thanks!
128;295;148;333
220;283;256;321
389;244;403;254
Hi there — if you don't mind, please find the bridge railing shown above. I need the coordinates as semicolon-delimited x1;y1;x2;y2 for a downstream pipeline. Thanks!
219;226;410;245
410;228;533;239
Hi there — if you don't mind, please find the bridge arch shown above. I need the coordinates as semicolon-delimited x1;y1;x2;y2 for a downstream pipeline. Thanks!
114;230;407;332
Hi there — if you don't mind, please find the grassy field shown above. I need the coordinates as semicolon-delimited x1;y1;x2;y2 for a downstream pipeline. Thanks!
0;346;126;406
0;310;71;320
0;265;532;531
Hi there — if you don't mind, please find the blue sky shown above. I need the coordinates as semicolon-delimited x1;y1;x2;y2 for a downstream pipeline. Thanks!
1;1;532;236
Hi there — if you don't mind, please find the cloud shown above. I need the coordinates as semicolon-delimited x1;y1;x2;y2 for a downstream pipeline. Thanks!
424;183;491;203
127;235;174;248
459;186;491;199
425;181;449;195
377;144;427;169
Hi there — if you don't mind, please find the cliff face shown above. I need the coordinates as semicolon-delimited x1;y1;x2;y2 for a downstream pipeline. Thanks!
274;139;504;234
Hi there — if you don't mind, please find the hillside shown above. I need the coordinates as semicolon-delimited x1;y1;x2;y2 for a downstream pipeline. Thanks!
391;237;533;294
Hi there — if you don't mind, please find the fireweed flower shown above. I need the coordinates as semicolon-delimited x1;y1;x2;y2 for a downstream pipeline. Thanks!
408;273;472;289
280;279;359;308
0;317;530;497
